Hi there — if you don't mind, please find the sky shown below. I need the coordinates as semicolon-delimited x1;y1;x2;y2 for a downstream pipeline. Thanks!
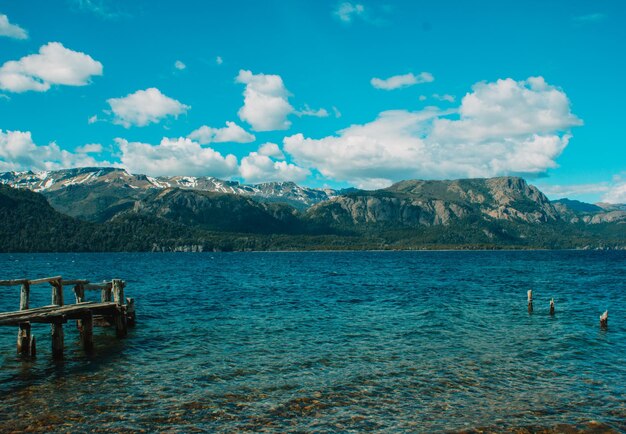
0;0;624;203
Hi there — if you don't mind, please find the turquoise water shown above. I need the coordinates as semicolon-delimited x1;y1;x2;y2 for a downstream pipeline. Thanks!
0;251;625;432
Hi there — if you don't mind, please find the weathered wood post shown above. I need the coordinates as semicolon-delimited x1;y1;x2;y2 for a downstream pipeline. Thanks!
112;279;127;338
81;312;94;353
600;310;608;329
51;280;64;360
112;279;124;305
74;283;85;303
17;281;32;356
527;290;533;313
549;298;555;315
101;282;112;303
126;297;136;326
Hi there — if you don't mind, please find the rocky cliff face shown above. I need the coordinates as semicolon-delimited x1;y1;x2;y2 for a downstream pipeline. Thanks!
127;188;304;234
306;177;560;227
552;199;626;224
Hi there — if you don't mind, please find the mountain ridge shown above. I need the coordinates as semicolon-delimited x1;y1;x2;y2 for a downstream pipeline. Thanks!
1;168;624;253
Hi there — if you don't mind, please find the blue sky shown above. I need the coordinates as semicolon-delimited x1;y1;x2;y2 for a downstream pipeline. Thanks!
0;0;624;203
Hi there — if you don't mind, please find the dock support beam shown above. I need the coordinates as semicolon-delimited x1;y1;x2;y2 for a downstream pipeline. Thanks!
113;280;127;338
17;282;32;356
51;319;64;360
79;312;94;353
527;290;533;313
51;280;64;360
126;298;136;326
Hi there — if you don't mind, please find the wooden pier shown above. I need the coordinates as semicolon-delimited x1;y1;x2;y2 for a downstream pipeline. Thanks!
0;276;135;360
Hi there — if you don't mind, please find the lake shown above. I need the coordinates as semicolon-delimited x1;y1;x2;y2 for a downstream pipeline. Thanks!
0;251;625;432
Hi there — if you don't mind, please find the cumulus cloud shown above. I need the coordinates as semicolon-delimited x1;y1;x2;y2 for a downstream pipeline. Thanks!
174;60;186;70
0;130;107;172
0;14;27;39
107;88;190;127
0;42;103;93
188;121;255;144
371;72;434;90
284;76;582;189
257;142;285;159
334;2;365;23
115;137;238;177
216;56;223;65
236;70;294;131
240;152;309;184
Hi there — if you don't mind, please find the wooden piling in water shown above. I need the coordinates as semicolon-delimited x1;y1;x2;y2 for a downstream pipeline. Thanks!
112;280;127;337
126;298;136;326
549;298;555;315
17;282;31;356
51;319;64;360
2;275;134;360
80;312;94;353
527;290;533;313
101;282;112;303
51;279;64;360
600;310;608;329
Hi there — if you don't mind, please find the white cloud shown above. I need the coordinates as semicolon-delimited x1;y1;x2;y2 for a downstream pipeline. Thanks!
296;105;329;118
216;56;223;65
371;72;434;90
75;143;103;154
236;69;294;131
537;183;611;200
603;182;626;204
240;152;309;184
284;76;582;189
433;93;455;102
115;137;238;177
0;42;103;93
174;60;186;70
419;95;427;101
332;106;342;118
188;121;255;144
0;130;108;172
107;88;190;127
0;14;27;39
257;142;285;159
88;115;99;124
334;2;365;23
538;174;626;204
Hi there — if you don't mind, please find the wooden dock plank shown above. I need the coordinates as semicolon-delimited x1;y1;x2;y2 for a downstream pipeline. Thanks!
29;276;62;285
0;302;118;326
0;279;28;286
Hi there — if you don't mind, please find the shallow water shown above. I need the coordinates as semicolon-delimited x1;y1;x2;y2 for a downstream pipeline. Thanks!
0;251;625;432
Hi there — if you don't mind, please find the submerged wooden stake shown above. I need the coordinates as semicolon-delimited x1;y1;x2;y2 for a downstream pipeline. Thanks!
527;290;533;313
600;310;608;329
549;298;555;315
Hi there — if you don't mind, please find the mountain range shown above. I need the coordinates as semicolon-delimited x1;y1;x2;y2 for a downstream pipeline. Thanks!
1;167;624;252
